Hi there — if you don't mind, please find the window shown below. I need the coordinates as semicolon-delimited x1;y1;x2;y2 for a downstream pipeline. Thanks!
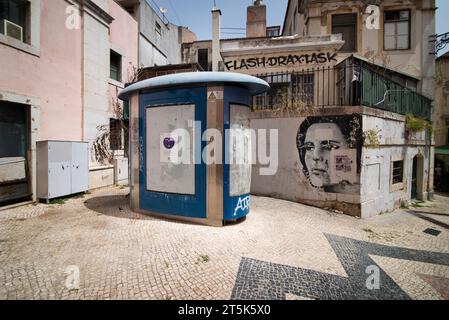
292;73;314;106
392;160;404;184
197;48;209;71
0;0;29;43
155;21;161;41
332;14;357;52
384;10;410;50
110;50;122;82
266;26;280;37
267;74;290;108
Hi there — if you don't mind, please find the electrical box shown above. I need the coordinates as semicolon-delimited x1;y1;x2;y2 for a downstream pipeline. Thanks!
113;157;129;186
37;141;89;202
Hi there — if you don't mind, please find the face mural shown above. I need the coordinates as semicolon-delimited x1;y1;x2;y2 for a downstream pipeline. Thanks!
296;115;362;194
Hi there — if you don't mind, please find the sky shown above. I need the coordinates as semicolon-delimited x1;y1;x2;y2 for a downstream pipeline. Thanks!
146;0;449;55
145;0;288;39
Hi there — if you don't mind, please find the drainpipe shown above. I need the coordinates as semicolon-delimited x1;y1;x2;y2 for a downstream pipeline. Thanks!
80;0;85;141
211;6;222;71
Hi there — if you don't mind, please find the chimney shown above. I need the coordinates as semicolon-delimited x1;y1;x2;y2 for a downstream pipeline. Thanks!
246;0;266;38
211;6;222;71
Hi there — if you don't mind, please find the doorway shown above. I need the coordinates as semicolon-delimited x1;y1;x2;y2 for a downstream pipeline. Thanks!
411;156;418;200
411;154;425;201
0;101;31;205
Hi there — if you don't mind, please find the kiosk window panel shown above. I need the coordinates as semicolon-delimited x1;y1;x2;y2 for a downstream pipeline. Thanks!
146;105;196;195
229;104;252;197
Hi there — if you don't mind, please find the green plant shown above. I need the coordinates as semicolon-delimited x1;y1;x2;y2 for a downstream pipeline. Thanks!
405;114;433;136
400;201;409;209
49;198;66;205
363;129;381;148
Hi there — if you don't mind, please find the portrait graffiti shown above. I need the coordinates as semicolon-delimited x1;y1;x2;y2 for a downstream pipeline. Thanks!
296;115;363;194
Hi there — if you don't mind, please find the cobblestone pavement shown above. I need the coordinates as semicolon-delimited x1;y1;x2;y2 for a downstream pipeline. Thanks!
0;187;448;300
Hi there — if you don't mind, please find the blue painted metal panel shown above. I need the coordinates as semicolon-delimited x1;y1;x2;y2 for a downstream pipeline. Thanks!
139;87;207;219
223;86;252;221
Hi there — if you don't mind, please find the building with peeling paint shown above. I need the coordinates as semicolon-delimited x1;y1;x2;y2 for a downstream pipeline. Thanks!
182;0;436;218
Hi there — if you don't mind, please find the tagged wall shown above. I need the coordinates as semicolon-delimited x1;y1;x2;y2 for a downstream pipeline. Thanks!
251;113;363;215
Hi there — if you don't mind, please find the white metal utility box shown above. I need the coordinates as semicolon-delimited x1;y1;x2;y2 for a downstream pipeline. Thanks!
37;141;89;202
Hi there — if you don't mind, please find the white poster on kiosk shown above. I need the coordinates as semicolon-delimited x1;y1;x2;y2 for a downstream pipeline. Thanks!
146;105;196;195
229;104;252;197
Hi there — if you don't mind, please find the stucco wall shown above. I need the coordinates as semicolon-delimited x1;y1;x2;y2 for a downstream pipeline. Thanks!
82;11;110;164
250;109;364;216
435;57;449;147
361;114;431;218
0;0;83;141
108;0;138;113
138;1;181;66
109;0;138;76
250;108;432;218
139;34;168;67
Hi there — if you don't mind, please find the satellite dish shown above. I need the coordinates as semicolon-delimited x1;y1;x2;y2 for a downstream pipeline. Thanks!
160;7;168;14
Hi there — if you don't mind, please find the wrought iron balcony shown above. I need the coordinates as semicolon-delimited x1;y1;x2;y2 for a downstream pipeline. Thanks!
252;56;433;120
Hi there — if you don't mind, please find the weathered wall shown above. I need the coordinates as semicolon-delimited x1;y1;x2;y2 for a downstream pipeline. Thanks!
139;34;168;67
250;109;363;216
83;0;139;189
284;0;435;97
138;0;181;67
435;56;449;147
361;113;432;217
250;107;432;218
182;41;212;70
82;9;110;164
108;0;138;114
182;35;344;74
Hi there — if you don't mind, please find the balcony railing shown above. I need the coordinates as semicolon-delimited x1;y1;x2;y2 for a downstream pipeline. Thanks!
252;58;432;120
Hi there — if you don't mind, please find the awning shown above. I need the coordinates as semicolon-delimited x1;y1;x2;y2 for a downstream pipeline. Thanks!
435;146;449;156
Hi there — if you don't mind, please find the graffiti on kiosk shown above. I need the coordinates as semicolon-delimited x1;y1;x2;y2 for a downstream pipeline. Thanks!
224;52;338;71
234;196;250;216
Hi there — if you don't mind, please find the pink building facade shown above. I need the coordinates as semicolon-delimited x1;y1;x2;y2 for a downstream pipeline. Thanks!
0;0;138;205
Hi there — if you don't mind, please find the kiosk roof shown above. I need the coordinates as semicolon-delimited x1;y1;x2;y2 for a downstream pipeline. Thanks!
118;72;270;100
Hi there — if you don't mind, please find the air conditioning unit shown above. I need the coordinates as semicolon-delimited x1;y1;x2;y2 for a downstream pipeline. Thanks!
4;19;23;42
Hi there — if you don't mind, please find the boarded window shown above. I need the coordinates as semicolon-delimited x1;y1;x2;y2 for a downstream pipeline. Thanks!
392;160;404;184
384;10;410;50
110;50;122;82
198;48;209;71
332;14;357;52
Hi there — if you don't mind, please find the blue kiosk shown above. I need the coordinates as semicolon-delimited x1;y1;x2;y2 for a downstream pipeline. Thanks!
119;72;269;226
